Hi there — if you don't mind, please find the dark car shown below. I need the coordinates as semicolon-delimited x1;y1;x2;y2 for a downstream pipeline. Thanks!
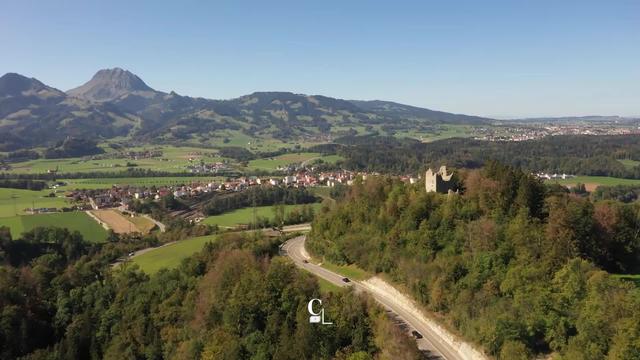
302;259;309;264
411;330;423;339
341;277;351;283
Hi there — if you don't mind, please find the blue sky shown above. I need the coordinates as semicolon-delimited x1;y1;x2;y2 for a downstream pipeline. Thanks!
1;0;638;117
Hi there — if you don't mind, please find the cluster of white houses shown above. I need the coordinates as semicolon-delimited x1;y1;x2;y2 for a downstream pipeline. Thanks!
535;172;576;180
67;170;364;210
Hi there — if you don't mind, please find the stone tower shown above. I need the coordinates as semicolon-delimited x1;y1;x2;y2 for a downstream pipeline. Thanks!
425;166;454;193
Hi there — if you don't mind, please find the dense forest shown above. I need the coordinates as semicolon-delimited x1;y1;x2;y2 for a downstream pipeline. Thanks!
203;186;319;216
308;162;640;359
0;179;48;190
43;138;105;159
0;225;421;359
330;134;640;178
592;184;640;203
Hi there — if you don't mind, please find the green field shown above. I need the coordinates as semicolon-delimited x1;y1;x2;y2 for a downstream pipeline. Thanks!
58;176;224;190
3;141;344;176
549;176;640;188
246;152;320;171
3;145;225;174
394;125;476;142
612;274;640;287
0;188;69;217
125;214;156;233
201;203;322;227
315;155;343;164
0;212;108;242
246;153;343;171
132;234;218;273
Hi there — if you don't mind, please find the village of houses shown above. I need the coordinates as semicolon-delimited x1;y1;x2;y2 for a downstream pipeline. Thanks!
39;167;577;214
26;162;578;236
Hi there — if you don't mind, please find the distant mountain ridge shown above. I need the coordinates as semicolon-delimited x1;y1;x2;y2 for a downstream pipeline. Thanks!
0;69;494;150
67;68;156;102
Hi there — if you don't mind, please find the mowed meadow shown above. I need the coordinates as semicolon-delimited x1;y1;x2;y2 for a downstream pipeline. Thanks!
131;234;218;273
0;212;108;241
0;188;68;217
201;203;323;227
245;152;342;171
2;145;224;174
549;175;640;191
58;176;225;190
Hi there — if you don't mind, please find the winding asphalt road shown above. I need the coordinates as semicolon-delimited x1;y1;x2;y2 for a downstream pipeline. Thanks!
282;235;467;360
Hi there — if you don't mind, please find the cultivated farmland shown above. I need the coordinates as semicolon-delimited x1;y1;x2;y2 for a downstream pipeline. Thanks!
88;209;139;234
201;203;322;228
132;234;218;273
0;212;108;242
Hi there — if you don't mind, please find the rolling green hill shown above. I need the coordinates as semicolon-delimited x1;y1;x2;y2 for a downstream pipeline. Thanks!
0;69;492;151
0;212;108;242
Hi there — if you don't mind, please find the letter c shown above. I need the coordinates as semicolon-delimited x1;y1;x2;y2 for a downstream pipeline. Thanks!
308;298;322;316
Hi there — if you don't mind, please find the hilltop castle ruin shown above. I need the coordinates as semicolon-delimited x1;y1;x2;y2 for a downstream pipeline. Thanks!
425;166;454;193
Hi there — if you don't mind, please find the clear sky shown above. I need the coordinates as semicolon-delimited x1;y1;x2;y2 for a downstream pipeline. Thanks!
1;0;638;118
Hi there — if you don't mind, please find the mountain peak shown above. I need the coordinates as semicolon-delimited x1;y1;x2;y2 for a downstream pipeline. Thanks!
67;67;154;101
0;72;64;98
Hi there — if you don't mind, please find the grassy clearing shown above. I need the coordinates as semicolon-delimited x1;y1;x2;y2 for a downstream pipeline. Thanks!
124;214;156;233
0;212;108;242
246;152;321;171
201;203;323;227
4;145;224;175
394;125;476;142
320;261;370;281
317;154;343;163
549;176;640;188
247;153;343;171
132;235;218;274
0;188;68;217
0;216;23;238
613;274;640;287
58;176;224;190
619;159;640;169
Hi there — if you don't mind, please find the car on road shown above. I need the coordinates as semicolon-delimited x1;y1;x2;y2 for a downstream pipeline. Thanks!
128;252;135;257
302;259;309;263
341;277;351;283
411;330;423;339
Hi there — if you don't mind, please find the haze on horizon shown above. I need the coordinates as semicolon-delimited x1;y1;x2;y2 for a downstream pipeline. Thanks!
1;0;638;118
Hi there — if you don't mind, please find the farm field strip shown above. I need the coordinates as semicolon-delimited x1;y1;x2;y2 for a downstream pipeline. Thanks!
2;145;226;174
121;212;157;233
0;212;108;242
0;188;69;217
549;176;640;191
88;209;139;234
131;234;219;274
246;152;321;170
58;176;225;190
201;203;322;227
